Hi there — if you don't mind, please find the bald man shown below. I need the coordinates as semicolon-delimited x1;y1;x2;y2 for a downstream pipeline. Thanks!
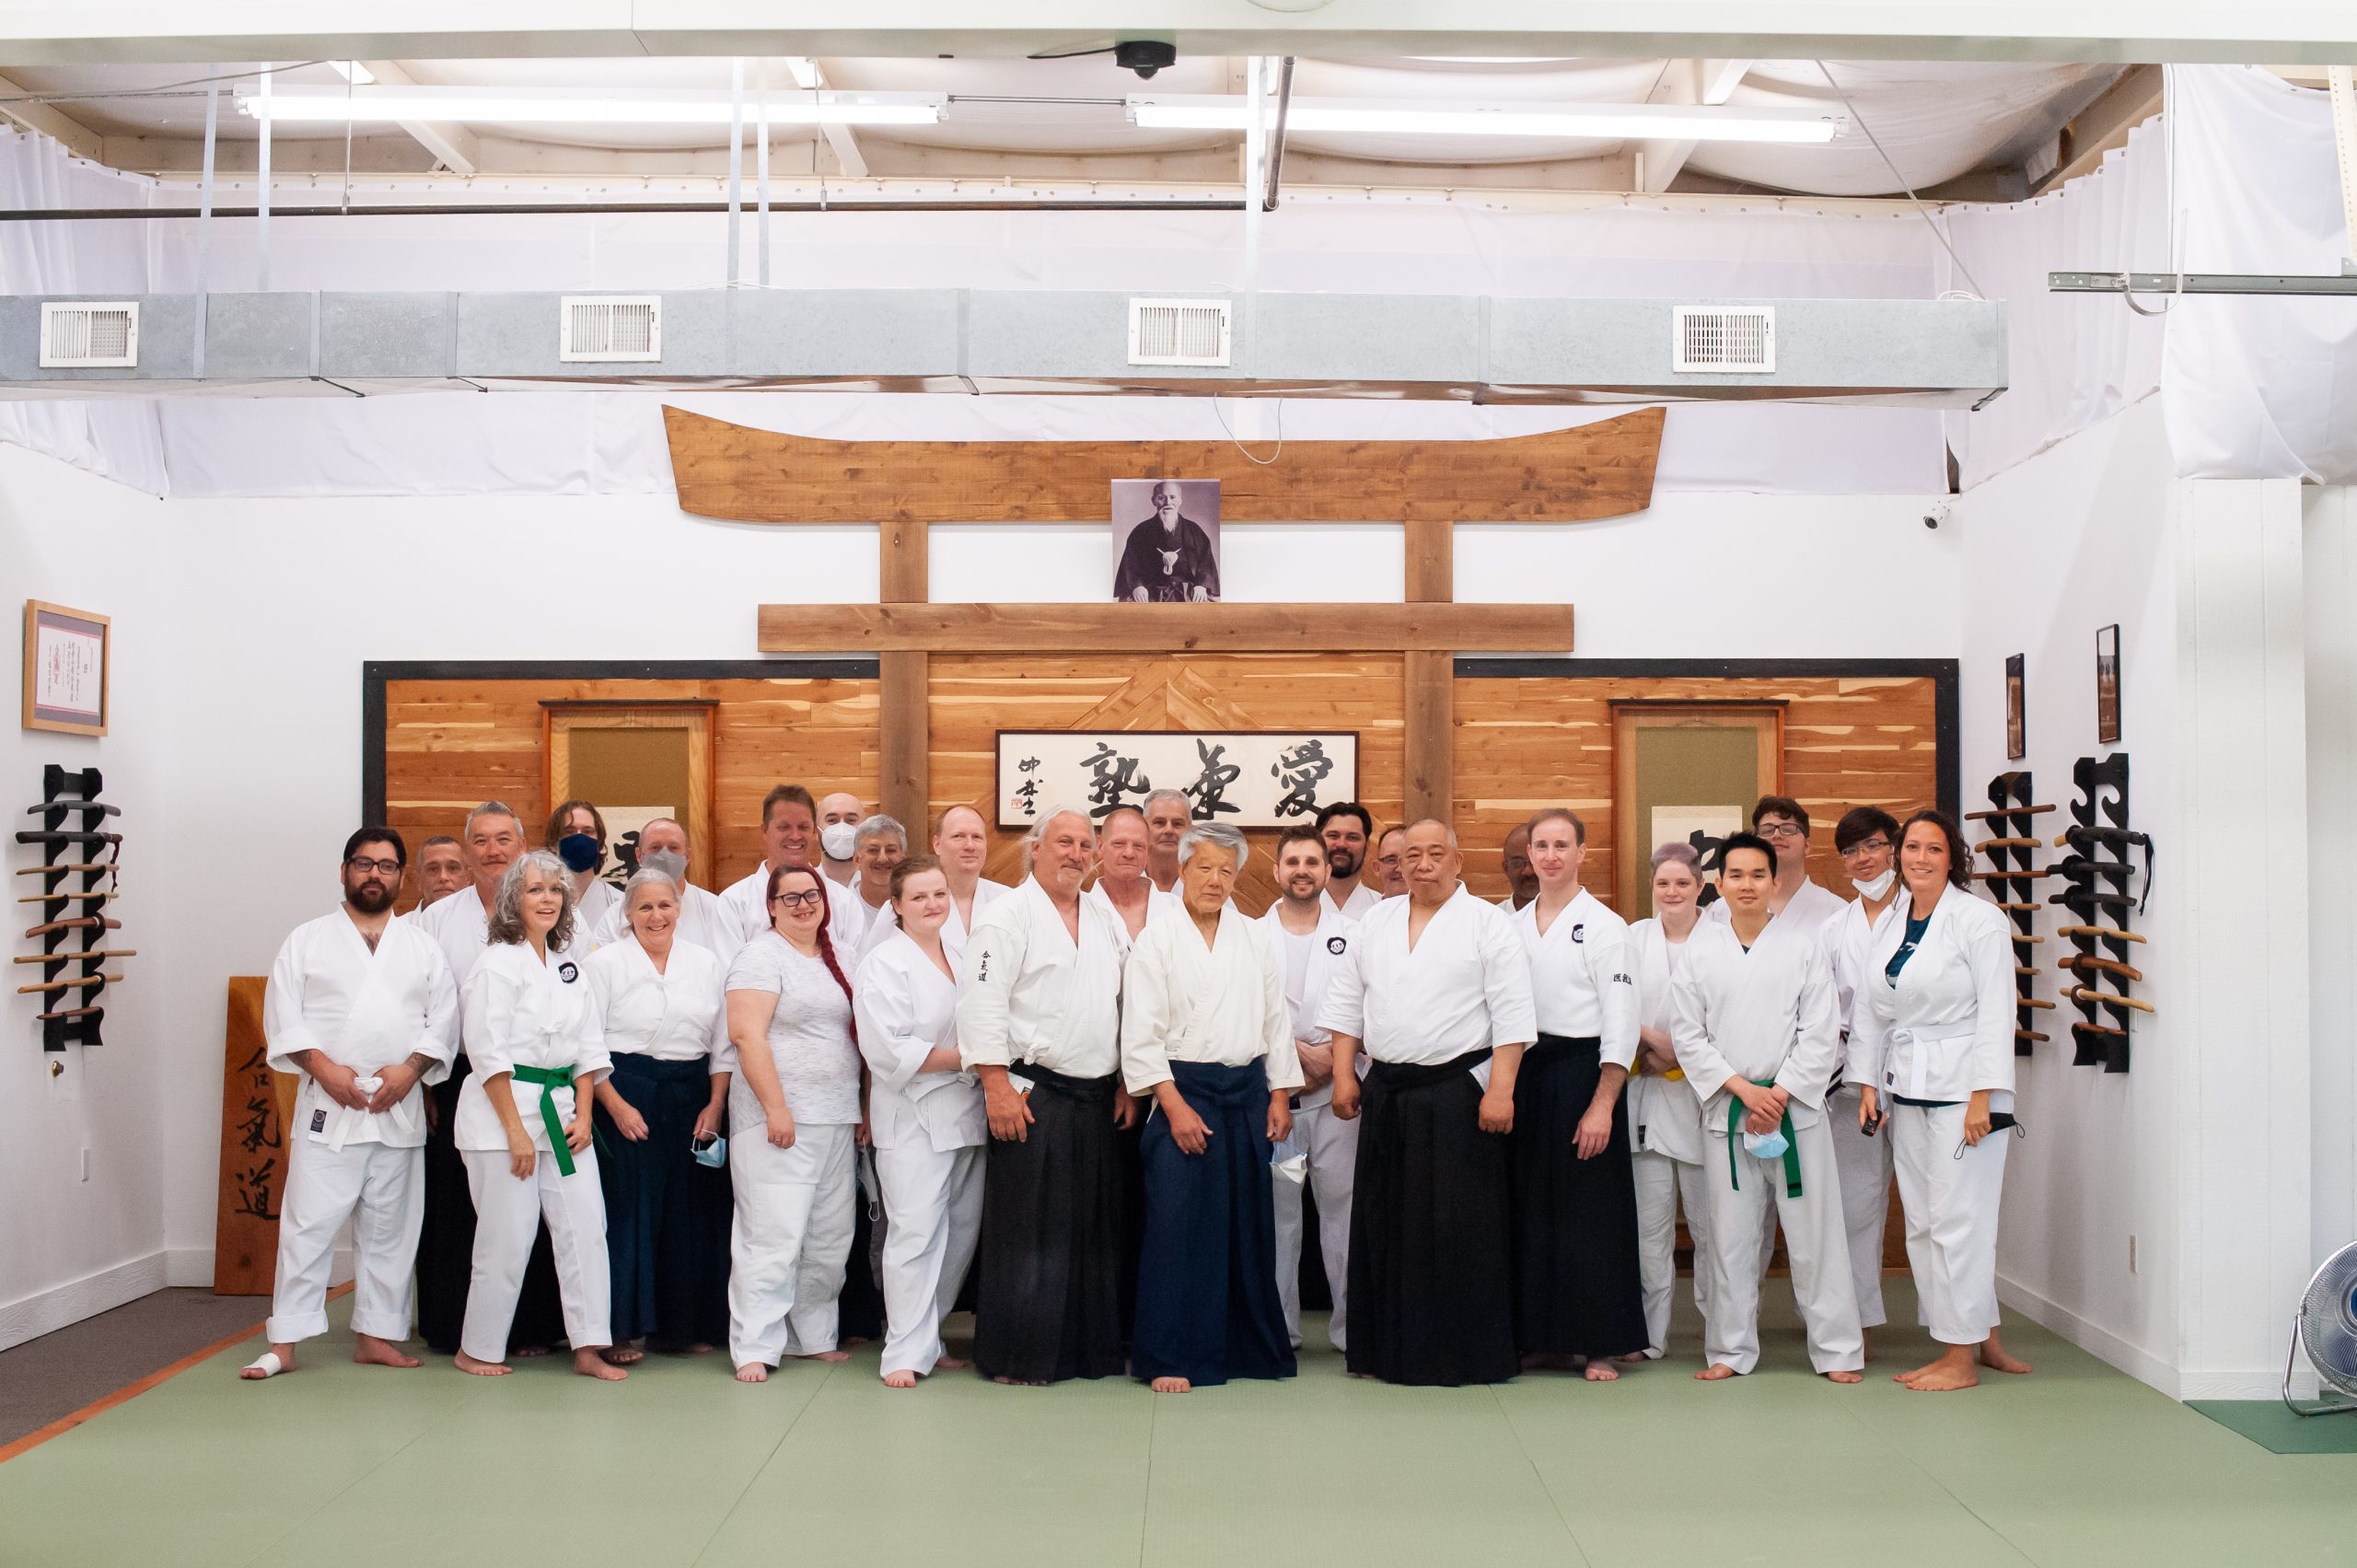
817;791;866;889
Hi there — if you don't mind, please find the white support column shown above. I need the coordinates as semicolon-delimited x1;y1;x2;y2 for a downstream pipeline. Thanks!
2303;483;2357;1295
2171;477;2313;1399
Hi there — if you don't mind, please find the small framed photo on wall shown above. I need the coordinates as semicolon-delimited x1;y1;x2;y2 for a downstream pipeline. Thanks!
2095;623;2121;745
2004;654;2026;761
22;599;110;738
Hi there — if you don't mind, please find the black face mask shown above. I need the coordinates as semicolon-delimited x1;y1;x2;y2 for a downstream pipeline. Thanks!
557;832;603;874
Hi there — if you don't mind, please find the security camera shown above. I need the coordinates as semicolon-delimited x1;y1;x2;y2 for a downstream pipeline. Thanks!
1115;41;1178;78
1923;514;1940;529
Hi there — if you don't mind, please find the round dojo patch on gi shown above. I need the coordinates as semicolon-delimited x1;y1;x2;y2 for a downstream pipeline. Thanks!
1327;935;1348;955
1570;923;1585;943
558;960;580;983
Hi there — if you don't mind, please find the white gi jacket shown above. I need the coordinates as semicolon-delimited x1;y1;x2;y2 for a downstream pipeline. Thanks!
453;942;611;1154
956;877;1125;1081
1084;879;1182;945
1827;888;1910;1080
1670;913;1840;1132
1514;888;1641;1070
1845;887;2016;1108
1120;906;1302;1096
584;936;728;1064
264;909;459;1151
855;930;987;1154
1625;916;1705;1165
1257;900;1360;1109
1319;884;1538;1073
853;877;1014;970
1326;884;1382;922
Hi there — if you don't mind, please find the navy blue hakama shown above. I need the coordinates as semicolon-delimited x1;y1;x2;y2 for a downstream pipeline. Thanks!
595;1051;732;1350
1132;1059;1296;1388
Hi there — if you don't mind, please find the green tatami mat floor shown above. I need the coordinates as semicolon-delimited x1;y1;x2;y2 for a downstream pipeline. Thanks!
6;1280;2355;1568
2189;1399;2357;1454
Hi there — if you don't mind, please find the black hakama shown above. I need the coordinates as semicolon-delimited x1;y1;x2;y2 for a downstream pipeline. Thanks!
1132;1060;1296;1388
1346;1049;1518;1387
595;1052;732;1350
972;1063;1127;1383
838;1168;887;1345
1509;1034;1649;1360
416;1053;565;1355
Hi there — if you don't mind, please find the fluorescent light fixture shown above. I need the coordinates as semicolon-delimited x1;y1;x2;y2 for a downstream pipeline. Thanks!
239;87;939;127
1130;96;1841;144
327;61;376;85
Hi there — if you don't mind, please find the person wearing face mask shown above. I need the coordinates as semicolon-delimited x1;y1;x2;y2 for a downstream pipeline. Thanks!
723;784;864;947
1508;808;1646;1376
1848;809;2032;1392
1826;807;1907;1351
1672;834;1863;1385
817;791;865;889
957;807;1139;1384
545;798;620;944
855;857;988;1388
586;869;733;1364
1626;842;1713;1361
1085;805;1182;942
242;830;458;1381
587;818;739;958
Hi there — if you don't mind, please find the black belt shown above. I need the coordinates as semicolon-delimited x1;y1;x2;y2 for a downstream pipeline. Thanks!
1007;1061;1119;1098
1531;1033;1601;1055
1364;1046;1492;1091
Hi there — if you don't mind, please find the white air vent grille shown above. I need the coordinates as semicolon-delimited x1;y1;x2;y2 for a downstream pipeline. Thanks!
1128;297;1232;367
560;296;662;363
1673;306;1776;373
40;302;139;368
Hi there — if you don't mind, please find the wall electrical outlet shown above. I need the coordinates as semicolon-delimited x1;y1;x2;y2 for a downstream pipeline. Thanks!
80;1148;91;1182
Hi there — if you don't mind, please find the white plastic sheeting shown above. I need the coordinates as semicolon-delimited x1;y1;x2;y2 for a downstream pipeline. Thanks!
2158;65;2357;484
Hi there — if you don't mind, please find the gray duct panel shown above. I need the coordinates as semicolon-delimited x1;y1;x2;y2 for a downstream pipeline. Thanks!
0;293;198;383
454;291;731;379
1487;296;2006;392
200;293;315;381
726;290;963;379
320;294;458;379
967;291;1244;385
1255;294;1485;386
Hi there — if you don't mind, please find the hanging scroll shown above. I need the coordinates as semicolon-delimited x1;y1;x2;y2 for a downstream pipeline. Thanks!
995;730;1358;830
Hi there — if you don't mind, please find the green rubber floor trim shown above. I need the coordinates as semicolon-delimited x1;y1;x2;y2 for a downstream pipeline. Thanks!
2187;1399;2357;1455
5;1281;2355;1568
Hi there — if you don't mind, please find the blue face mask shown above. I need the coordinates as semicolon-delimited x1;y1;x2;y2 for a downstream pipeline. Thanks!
556;832;602;874
1742;1127;1791;1162
691;1132;727;1169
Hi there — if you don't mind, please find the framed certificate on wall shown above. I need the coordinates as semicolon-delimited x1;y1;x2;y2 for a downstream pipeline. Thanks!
22;600;109;738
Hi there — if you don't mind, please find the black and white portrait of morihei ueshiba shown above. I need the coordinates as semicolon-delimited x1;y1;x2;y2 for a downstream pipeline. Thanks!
1111;478;1221;603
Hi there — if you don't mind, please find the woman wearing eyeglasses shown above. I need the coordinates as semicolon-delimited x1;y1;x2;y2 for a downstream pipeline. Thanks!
1846;809;2032;1391
723;862;865;1383
585;867;734;1365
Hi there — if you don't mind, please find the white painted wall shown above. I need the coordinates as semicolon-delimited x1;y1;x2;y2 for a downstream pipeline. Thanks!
0;441;1951;1334
2305;484;2357;1282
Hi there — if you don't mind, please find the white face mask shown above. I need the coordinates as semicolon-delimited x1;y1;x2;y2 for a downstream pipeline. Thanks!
1851;868;1897;900
821;823;859;861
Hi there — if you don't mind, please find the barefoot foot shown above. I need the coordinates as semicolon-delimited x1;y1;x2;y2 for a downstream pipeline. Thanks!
1582;1359;1620;1382
600;1344;645;1366
1825;1369;1864;1384
794;1349;853;1363
575;1348;628;1381
240;1343;296;1379
454;1351;510;1377
883;1369;919;1388
735;1362;771;1384
353;1334;421;1369
935;1354;968;1372
1150;1376;1192;1393
1979;1337;2032;1376
1695;1363;1738;1381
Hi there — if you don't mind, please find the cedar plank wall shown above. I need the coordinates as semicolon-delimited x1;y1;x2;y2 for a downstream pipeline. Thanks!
1457;673;1941;906
381;676;879;907
382;668;1934;916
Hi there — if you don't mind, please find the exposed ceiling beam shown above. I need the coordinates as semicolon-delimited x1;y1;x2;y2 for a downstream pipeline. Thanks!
0;68;102;161
3;6;2354;65
1634;57;1750;194
2036;63;2162;192
782;56;865;180
354;60;481;176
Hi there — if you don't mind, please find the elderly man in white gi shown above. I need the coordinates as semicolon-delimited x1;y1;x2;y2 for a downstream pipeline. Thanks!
1672;832;1864;1383
957;806;1137;1384
1258;824;1362;1352
243;829;458;1380
1324;819;1535;1388
1123;824;1301;1392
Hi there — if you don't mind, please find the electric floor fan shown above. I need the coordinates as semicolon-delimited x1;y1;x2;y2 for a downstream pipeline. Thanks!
2284;1240;2357;1417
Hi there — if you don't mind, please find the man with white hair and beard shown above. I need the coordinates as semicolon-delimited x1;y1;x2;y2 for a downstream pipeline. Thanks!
957;806;1139;1383
242;829;457;1380
1114;481;1220;603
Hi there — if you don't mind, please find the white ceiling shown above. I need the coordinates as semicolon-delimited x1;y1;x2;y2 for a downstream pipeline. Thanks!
0;54;2122;197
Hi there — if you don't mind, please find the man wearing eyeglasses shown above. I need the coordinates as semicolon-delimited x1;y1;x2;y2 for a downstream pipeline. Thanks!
1825;807;1906;1349
242;829;457;1381
1708;796;1848;933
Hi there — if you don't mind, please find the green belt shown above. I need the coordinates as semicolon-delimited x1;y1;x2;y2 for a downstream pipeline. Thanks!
510;1063;586;1178
1727;1079;1802;1199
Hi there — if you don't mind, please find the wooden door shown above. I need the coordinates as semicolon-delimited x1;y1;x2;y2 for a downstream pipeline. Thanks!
543;702;718;890
1611;703;1782;920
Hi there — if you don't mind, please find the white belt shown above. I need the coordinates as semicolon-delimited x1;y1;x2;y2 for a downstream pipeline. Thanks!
316;1076;420;1152
1887;1024;1978;1101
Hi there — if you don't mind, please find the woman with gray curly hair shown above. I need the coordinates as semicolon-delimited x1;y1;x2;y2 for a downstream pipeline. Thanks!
451;850;623;1381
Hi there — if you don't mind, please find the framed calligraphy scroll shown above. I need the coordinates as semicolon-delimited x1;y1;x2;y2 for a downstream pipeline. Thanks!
214;976;297;1295
995;730;1358;830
